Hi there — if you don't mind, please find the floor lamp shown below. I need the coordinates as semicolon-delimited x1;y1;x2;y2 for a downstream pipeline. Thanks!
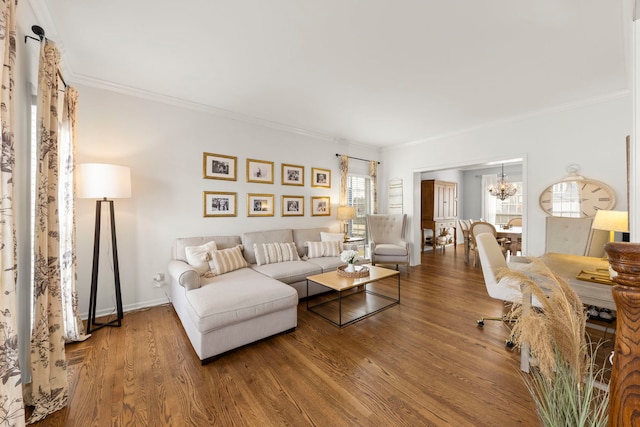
77;163;131;334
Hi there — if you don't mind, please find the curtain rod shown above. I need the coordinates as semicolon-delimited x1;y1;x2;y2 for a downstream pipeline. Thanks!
24;25;68;88
335;153;380;164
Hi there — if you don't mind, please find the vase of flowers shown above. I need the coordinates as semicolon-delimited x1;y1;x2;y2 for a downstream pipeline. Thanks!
341;249;359;272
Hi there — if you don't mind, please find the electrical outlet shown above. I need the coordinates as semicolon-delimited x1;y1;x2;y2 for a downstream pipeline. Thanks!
152;273;164;288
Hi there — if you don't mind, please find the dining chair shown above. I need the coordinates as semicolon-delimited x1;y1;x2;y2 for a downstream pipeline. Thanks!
505;217;523;255
458;219;471;263
469;221;506;267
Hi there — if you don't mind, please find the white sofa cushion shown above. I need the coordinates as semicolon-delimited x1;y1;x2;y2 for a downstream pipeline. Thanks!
208;245;249;275
185;268;298;333
320;232;344;242
251;260;321;284
254;242;300;265
305;256;346;272
292;227;330;257
184;241;218;275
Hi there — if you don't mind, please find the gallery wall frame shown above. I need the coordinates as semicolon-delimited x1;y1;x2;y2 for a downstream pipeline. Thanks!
311;196;331;216
248;193;275;217
311;167;331;188
282;163;305;186
203;152;237;181
282;195;304;216
247;158;274;184
203;191;237;217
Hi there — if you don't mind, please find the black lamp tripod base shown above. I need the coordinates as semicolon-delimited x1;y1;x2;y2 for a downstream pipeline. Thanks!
86;199;124;334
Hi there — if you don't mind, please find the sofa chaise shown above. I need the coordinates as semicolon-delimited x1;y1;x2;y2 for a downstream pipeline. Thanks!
168;227;351;362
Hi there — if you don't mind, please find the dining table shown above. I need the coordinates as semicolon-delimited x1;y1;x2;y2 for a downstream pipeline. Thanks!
509;252;615;373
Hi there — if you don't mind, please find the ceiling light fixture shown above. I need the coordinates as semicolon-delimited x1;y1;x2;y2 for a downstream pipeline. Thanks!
488;163;517;201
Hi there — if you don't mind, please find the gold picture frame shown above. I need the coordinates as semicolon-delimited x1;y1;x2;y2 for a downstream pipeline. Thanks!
311;167;331;188
311;196;330;216
282;195;304;216
203;152;237;181
247;158;274;184
247;193;274;216
282;163;305;186
203;191;237;217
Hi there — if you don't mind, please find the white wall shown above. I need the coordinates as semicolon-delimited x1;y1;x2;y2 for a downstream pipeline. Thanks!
382;95;632;264
73;84;380;315
461;164;523;220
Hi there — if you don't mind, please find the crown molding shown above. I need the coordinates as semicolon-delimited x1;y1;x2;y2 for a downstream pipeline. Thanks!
385;89;631;153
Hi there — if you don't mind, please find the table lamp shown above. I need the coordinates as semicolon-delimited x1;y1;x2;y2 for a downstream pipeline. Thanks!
591;210;629;243
337;206;356;237
76;163;131;334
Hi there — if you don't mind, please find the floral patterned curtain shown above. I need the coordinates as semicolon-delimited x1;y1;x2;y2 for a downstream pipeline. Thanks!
59;87;87;343
0;0;23;425
369;160;378;214
339;154;348;206
23;40;68;424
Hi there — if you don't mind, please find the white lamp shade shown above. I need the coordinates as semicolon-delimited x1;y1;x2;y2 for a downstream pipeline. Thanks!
76;163;131;199
591;210;629;233
337;206;356;220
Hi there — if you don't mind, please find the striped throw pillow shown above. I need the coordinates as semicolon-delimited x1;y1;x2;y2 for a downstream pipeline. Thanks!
208;245;249;275
254;242;300;266
307;241;342;258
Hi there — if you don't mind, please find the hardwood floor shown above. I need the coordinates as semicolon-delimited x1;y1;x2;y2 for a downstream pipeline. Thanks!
36;246;548;426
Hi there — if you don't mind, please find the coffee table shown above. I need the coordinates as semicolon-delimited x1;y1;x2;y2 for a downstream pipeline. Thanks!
306;264;400;327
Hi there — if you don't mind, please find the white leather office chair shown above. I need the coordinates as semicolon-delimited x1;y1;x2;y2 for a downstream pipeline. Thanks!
366;214;409;271
475;233;544;338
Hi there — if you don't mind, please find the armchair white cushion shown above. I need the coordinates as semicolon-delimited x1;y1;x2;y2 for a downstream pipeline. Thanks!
366;214;409;270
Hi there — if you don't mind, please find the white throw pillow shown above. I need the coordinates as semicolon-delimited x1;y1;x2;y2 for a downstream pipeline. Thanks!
208;245;249;275
254;242;300;266
307;241;342;258
184;241;218;276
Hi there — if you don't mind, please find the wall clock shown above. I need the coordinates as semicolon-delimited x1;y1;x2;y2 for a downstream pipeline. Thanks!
539;178;616;218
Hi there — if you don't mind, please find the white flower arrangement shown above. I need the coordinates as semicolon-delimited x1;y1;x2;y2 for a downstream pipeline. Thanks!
340;249;359;264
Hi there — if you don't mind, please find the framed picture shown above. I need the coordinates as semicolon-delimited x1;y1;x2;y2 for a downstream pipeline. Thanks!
203;191;237;217
312;168;331;188
282;195;304;216
282;163;304;186
311;196;330;216
203;152;237;181
247;193;274;217
247;158;274;184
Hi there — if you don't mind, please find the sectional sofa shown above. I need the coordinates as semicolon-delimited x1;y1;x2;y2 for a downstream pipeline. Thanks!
168;227;352;363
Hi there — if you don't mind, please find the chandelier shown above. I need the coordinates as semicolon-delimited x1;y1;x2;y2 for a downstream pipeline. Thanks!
488;164;517;201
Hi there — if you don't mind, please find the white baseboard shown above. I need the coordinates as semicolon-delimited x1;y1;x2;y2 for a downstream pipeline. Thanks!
80;296;171;320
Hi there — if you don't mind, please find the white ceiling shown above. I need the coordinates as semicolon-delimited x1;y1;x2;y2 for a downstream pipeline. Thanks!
32;0;632;147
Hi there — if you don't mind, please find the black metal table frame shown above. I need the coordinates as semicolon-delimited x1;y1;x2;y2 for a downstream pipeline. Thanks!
306;274;401;327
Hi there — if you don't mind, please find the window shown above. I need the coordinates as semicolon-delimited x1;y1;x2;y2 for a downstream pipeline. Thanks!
347;174;373;241
494;182;523;225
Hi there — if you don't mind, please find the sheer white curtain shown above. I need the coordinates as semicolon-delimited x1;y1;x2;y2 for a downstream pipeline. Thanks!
482;174;498;224
59;87;87;342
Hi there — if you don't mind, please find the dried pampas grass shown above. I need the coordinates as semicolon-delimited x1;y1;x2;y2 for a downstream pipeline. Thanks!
497;259;609;426
497;259;588;381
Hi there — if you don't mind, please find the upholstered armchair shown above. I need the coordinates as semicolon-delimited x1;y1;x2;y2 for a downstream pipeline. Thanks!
366;214;410;271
